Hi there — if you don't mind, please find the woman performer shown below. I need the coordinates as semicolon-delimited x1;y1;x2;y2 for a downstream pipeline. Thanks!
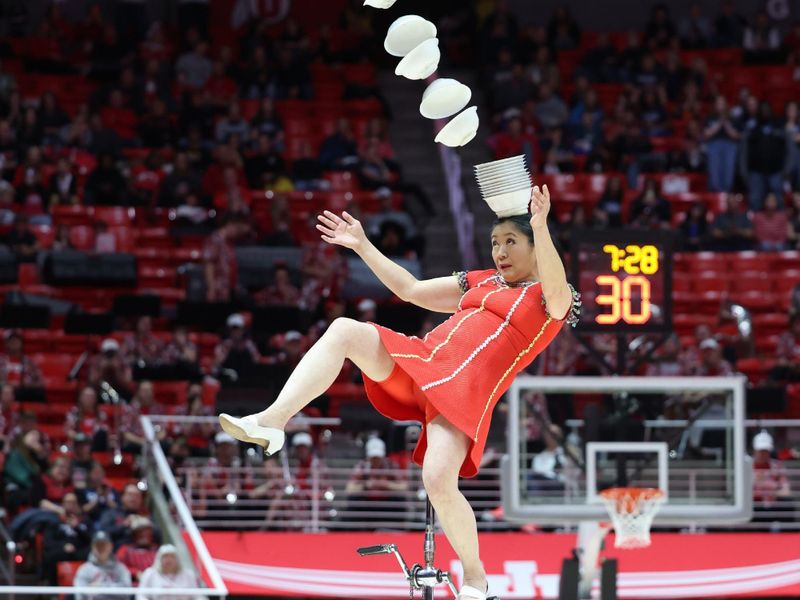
219;183;580;600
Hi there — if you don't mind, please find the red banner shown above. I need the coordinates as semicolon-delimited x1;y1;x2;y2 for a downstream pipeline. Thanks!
199;531;800;598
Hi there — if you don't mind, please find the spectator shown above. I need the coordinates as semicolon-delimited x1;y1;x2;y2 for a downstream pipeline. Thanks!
163;325;199;370
785;101;800;191
629;178;671;230
547;6;580;50
3;429;47;511
71;433;97;478
202;214;247;302
88;338;133;396
98;483;148;546
492;116;538;167
344;437;407;527
0;330;43;389
65;386;110;452
42;492;92;583
199;432;252;521
743;11;782;63
679;201;709;251
693;338;735;376
249;97;284;149
751;431;792;519
121;380;166;453
0;382;16;449
704;95;740;193
291;139;324;190
172;385;214;457
752;193;788;250
213;313;261;375
176;41;212;90
771;315;800;382
137;544;206;600
93;220;117;253
645;3;676;48
366;188;418;242
252;264;300;307
215;101;250;143
121;316;165;367
85;153;128;206
714;0;747;47
245;134;284;188
644;334;687;376
3;214;40;262
679;3;712;48
74;530;132;600
534;83;568;131
318;117;358;170
710;193;754;251
527;424;573;495
78;462;121;526
48;157;79;205
116;516;158;581
740;101;791;211
158;153;202;207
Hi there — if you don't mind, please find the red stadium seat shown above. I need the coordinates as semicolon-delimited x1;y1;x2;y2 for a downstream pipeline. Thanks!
51;205;94;227
94;206;135;227
752;313;789;335
692;273;731;293
69;225;95;251
729;272;772;293
726;251;765;273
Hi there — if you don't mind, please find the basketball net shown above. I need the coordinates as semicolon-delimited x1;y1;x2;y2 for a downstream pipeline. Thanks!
599;487;665;549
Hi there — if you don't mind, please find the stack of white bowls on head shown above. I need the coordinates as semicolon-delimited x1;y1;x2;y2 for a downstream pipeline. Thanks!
372;9;479;148
473;155;532;218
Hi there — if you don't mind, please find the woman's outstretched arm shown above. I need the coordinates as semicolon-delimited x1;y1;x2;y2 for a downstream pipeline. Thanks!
529;185;573;320
317;210;461;313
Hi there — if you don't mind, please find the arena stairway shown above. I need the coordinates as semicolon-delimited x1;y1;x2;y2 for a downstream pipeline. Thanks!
377;70;462;277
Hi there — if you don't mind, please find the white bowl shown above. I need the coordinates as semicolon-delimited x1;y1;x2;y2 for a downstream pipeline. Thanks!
434;106;479;147
476;169;531;184
384;15;437;57
474;155;527;171
420;79;472;119
479;178;533;193
395;38;440;80
364;0;397;7
478;175;532;189
479;182;533;198
484;188;532;218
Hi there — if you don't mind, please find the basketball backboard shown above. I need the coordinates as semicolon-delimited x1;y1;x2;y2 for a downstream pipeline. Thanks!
501;376;752;526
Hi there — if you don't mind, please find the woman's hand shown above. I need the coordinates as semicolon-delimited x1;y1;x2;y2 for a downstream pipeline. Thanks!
316;210;367;251
529;184;551;231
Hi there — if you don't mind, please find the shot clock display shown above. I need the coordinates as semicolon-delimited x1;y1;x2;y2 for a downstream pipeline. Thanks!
570;229;675;333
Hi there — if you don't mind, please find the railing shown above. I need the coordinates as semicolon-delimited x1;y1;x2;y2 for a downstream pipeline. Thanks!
176;460;800;532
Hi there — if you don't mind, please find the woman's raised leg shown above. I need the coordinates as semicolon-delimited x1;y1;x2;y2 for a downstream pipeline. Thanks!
422;415;487;598
253;317;395;429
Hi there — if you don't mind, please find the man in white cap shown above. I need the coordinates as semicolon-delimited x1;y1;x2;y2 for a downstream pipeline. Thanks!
344;436;407;527
751;431;792;517
213;313;261;375
88;337;132;393
199;431;249;521
695;337;734;376
356;298;377;322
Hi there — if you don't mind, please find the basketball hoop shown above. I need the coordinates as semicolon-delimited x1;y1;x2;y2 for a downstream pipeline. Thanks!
599;487;665;549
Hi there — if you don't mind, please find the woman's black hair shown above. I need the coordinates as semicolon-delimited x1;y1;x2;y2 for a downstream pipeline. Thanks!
491;214;535;245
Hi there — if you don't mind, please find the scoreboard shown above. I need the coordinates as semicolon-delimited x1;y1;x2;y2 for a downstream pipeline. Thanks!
570;229;675;333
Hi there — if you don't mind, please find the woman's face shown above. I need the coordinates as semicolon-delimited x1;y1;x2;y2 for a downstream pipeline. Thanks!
161;552;179;574
491;222;537;283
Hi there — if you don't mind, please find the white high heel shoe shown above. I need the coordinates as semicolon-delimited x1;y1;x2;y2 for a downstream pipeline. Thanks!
218;414;286;456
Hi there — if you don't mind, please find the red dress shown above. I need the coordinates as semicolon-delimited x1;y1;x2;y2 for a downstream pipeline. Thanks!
362;269;580;478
